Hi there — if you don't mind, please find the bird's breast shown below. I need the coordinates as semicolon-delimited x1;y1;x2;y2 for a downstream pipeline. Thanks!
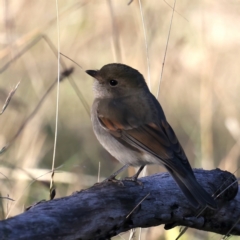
91;101;153;166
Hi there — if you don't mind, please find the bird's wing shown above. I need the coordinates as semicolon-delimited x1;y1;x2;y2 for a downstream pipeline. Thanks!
97;98;193;178
97;98;217;209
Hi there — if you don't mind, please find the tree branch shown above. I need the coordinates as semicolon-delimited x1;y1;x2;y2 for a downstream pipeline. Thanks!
0;169;239;240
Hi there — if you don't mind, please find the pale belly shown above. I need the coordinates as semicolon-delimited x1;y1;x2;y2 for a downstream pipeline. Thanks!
91;108;159;167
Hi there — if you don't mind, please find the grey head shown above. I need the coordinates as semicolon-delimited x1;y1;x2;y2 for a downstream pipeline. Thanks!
86;63;148;99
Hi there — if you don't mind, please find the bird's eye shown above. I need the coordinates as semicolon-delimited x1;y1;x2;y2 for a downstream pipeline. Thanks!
109;79;118;86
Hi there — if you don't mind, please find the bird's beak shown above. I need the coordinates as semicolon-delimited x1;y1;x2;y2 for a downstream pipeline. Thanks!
86;70;99;78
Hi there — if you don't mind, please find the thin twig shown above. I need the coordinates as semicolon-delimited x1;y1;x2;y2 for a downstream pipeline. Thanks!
138;228;142;240
43;36;90;116
107;0;122;63
163;0;188;22
60;52;83;69
0;69;73;154
0;36;42;74
157;0;177;99
138;0;151;91
2;34;89;117
176;178;240;240
0;196;14;201
0;81;20;115
59;53;90;116
129;229;135;240
221;178;240;239
49;0;60;201
97;162;101;183
222;217;240;239
5;165;63;219
126;192;150;219
0;1;88;73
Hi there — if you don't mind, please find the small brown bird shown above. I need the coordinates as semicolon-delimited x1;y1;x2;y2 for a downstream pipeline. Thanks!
86;63;217;209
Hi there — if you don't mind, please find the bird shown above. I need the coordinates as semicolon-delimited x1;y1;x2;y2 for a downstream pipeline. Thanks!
86;63;217;210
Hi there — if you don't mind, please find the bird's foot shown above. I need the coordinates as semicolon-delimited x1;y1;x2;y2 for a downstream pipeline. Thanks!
102;164;130;184
123;176;143;185
103;175;124;186
103;174;118;183
122;165;145;185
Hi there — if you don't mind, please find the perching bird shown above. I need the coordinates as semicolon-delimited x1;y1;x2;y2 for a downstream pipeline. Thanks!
86;63;217;209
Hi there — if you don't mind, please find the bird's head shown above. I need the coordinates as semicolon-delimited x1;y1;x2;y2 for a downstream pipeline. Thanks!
86;63;148;98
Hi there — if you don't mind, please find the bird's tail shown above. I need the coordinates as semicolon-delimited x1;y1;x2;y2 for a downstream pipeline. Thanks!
166;166;217;209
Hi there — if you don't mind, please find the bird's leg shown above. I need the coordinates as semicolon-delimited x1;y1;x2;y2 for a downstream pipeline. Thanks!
124;165;145;182
103;164;130;182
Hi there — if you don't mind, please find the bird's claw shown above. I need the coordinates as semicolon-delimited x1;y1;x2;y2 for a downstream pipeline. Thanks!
123;176;143;185
103;176;124;186
103;175;117;183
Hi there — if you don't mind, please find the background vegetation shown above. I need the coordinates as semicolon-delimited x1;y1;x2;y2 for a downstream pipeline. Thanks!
0;0;239;239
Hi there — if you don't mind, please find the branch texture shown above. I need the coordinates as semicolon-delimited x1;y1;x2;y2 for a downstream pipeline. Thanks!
0;168;239;240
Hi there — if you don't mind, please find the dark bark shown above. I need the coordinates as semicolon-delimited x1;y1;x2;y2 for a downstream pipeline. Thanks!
0;168;239;240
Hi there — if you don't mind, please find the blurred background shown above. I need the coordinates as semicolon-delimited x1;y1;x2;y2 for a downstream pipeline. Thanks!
0;0;239;239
